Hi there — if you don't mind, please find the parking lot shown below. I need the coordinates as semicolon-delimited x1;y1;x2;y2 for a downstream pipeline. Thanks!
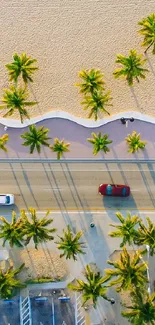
31;290;75;325
0;297;20;325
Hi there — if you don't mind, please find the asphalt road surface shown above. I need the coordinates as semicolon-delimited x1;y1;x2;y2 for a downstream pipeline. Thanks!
0;161;155;213
0;297;20;325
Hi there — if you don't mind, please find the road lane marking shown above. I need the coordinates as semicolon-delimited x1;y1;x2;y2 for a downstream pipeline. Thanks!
0;169;155;171
1;209;155;216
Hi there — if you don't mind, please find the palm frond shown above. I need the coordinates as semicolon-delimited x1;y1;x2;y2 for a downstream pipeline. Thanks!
87;132;112;155
0;85;37;123
50;138;70;160
68;264;110;308
21;124;51;154
138;13;155;54
113;50;148;85
125;131;146;153
6;52;38;84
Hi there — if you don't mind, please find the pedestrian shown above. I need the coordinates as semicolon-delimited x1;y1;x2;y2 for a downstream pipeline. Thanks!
90;222;95;228
110;298;115;304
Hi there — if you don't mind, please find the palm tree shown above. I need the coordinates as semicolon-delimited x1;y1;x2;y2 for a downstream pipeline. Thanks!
6;52;38;84
87;132;112;155
125;131;146;153
50;138;70;160
104;247;148;292
68;264;110;308
55;225;86;261
134;217;155;256
0;134;9;152
0;85;37;123
122;288;155;324
0;263;25;299
109;212;140;248
21;208;57;249
138;13;155;54
21;124;51;154
113;50;148;86
81;90;112;120
0;211;24;248
76;69;104;94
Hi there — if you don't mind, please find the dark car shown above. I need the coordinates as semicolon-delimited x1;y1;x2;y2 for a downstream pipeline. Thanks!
98;184;130;197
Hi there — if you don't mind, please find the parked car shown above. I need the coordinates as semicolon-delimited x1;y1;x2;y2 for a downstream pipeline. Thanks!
98;184;130;197
0;194;14;205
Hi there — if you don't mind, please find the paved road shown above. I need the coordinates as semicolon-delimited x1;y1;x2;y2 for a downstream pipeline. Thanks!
0;161;155;213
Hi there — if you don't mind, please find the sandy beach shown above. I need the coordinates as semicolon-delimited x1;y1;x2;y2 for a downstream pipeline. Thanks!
0;0;155;121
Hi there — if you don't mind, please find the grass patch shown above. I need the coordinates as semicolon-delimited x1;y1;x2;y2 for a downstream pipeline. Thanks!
25;276;61;284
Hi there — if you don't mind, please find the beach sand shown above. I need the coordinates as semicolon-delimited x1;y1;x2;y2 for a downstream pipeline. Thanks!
0;0;155;121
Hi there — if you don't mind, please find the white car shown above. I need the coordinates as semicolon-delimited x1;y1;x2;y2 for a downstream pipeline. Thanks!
0;194;14;205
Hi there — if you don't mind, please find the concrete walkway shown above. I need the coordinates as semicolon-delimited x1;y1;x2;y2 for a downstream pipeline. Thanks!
0;118;155;160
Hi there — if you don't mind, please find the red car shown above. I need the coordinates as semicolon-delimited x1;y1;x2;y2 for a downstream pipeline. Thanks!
98;184;130;197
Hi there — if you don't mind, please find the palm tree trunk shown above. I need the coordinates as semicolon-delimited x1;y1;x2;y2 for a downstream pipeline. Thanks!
20;241;38;279
28;81;43;116
43;242;58;280
131;243;151;294
136;77;140;83
144;41;154;53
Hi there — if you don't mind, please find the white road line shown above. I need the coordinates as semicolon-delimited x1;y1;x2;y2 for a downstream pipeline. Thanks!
1;210;155;217
0;169;155;172
52;297;55;325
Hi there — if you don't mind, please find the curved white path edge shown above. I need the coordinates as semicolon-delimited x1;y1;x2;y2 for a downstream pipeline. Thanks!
0;111;155;128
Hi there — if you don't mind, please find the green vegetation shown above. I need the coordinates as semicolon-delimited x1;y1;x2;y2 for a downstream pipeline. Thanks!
105;248;148;292
76;68;112;120
76;69;104;94
125;131;146;153
25;277;55;284
0;264;25;299
56;225;86;261
68;264;110;308
0;134;9;152
21;124;51;154
81;90;112;120
50;138;70;160
122;288;155;324
21;208;57;249
113;50;148;86
134;217;155;256
6;52;38;85
0;211;24;247
0;85;37;123
109;212;140;247
87;132;112;155
138;13;155;54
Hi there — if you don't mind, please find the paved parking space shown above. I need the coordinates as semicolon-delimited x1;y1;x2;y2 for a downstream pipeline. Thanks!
0;297;20;325
31;290;75;325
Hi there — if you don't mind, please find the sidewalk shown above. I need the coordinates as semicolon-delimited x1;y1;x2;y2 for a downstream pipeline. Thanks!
0;119;155;160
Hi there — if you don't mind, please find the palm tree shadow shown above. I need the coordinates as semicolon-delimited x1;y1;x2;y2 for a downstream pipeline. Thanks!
60;161;88;233
83;221;111;270
28;82;43;116
137;161;155;208
42;243;58;278
130;87;142;111
41;148;74;231
145;52;155;77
